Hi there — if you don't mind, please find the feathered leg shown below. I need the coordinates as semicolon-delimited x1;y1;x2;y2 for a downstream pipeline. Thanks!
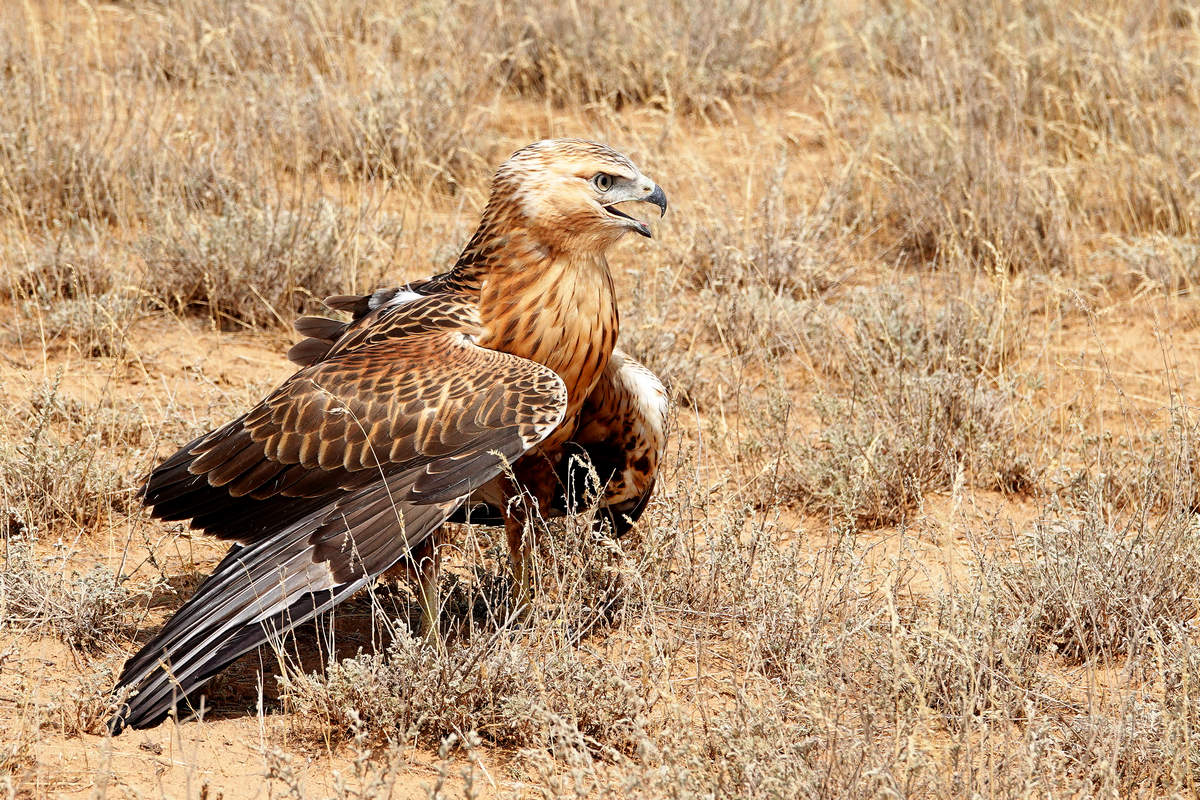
386;532;443;642
413;537;442;643
505;512;533;618
502;464;558;620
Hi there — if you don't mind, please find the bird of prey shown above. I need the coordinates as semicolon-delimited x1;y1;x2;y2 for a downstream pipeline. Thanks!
109;139;669;732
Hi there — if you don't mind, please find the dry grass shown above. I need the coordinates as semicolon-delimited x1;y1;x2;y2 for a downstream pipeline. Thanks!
1;0;1200;796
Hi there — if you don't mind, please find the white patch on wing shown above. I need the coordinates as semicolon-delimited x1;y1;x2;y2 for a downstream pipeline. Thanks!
370;287;424;311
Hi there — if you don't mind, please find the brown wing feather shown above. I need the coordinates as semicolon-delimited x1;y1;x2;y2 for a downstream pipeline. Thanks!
143;299;565;544
117;299;567;731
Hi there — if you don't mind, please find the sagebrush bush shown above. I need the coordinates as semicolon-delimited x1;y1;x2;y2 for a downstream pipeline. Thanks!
987;510;1200;661
784;284;1036;526
0;537;145;652
0;381;131;536
279;630;652;752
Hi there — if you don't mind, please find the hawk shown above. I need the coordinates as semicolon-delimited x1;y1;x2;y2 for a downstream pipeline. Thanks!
109;139;669;732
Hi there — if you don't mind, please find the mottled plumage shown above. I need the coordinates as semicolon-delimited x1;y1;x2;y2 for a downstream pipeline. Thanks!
110;139;668;732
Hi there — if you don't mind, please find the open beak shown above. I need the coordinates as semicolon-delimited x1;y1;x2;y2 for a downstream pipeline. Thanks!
605;183;668;238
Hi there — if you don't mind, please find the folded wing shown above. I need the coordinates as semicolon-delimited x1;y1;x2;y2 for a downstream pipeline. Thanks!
112;302;566;731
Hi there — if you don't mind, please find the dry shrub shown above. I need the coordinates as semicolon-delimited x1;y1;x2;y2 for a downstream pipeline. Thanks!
0;237;144;357
279;504;666;752
275;74;490;188
138;198;399;329
45;667;124;738
0;379;133;537
788;284;1036;526
132;0;369;85
111;0;819;121
0;56;218;231
823;284;1027;380
737;532;1043;732
830;0;1200;270
37;294;140;358
504;528;1057;799
1105;234;1200;296
618;270;710;408
898;590;1043;725
987;509;1200;662
0;78;139;228
674;160;857;363
516;692;821;800
1061;408;1200;516
279;631;652;753
0;236;114;304
0;537;146;652
489;0;820;114
855;123;1073;272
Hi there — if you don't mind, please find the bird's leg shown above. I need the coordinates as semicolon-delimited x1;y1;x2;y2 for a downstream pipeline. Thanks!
387;533;442;644
502;465;557;623
505;510;533;621
414;538;442;645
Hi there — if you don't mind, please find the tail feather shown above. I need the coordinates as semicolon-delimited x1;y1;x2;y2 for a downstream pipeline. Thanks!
110;476;459;733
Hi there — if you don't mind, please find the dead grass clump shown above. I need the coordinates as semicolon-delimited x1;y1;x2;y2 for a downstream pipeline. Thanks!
0;537;142;652
0;237;114;303
0;41;241;233
0;381;131;537
680;163;849;302
0;237;143;357
822;283;1027;380
791;376;1026;526
739;531;874;685
739;534;1043;733
833;0;1200;269
788;285;1035;526
38;293;140;358
131;0;371;86
898;590;1044;726
279;628;652;754
858;124;1073;273
1061;409;1200;516
45;667;124;738
138;198;398;329
987;510;1200;662
0;111;131;228
518;692;820;800
669;163;859;364
276;73;491;190
490;0;820;114
280;511;664;752
1105;234;1200;297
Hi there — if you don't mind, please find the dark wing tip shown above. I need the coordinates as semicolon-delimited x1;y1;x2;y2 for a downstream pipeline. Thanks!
294;316;347;341
286;338;333;367
323;294;371;314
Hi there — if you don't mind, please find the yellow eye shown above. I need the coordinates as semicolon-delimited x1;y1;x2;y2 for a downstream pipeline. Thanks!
592;173;614;192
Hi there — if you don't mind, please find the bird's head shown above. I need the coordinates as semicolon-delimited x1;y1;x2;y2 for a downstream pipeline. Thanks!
487;139;667;253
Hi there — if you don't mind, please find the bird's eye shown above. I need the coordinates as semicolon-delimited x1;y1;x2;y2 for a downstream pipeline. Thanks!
592;173;614;192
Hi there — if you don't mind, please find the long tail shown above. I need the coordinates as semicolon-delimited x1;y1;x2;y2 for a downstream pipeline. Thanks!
110;491;453;732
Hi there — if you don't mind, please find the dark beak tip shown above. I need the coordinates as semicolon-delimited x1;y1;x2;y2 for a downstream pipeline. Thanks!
647;184;668;218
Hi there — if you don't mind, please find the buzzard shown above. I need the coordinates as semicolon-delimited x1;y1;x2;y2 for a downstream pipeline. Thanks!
109;139;669;732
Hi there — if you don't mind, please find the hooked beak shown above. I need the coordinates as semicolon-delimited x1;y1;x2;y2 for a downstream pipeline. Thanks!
645;184;667;218
604;183;668;238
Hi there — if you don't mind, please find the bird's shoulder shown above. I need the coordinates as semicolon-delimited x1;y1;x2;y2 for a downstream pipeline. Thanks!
287;271;479;367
